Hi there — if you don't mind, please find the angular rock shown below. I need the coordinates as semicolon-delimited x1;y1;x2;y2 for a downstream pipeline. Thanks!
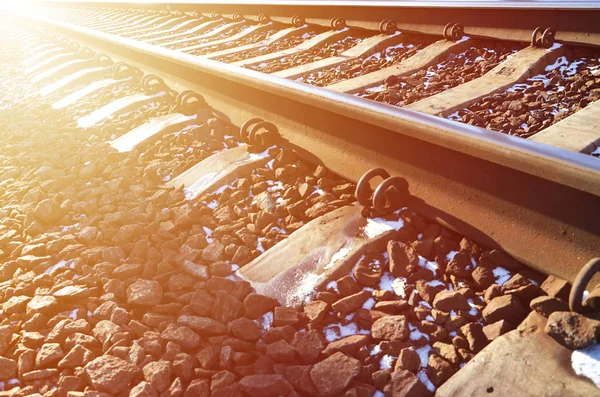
292;330;326;364
177;315;227;335
239;374;293;397
0;357;17;379
84;355;139;394
545;311;600;349
243;293;279;319
130;381;158;397
127;279;163;306
322;334;371;357
211;291;243;323
482;295;527;326
383;369;431;397
540;275;570;302
35;343;63;368
143;360;172;392
395;348;421;372
372;315;409;341
530;296;569;318
433;290;470;312
310;352;360;396
161;323;201;350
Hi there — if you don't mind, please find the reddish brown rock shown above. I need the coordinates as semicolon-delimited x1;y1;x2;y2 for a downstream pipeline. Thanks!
460;323;488;353
427;354;455;386
322;334;371;357
372;315;409;341
161;323;201;349
395;348;421;373
127;279;163;306
84;355;139;394
482;320;513;341
383;369;432;397
273;306;300;327
130;381;158;397
303;300;329;323
177;315;227;335
540;275;570;302
184;379;209;397
143;360;172;392
433;342;461;366
292;330;326;364
0;357;17;379
266;339;297;363
243;293;279;319
433;290;470;312
388;241;418;277
545;311;600;349
230;317;261;342
310;352;360;396
239;374;293;397
35;343;63;368
482;295;527;326
332;290;371;315
530;296;569;318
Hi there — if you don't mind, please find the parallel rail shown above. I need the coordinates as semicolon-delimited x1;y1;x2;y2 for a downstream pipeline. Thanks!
38;0;600;46
21;3;600;285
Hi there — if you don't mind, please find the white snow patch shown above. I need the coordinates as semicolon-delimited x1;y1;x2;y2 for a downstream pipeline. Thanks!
415;345;432;368
417;370;436;392
363;298;376;310
288;273;323;306
324;247;352;270
248;145;275;161
446;251;458;262
206;200;219;209
259;311;273;330
326;280;339;293
410;327;430;342
379;272;395;291
361;213;405;239
256;239;265;253
323;322;370;342
493;267;512;285
467;298;479;316
371;344;382;355
572;343;600;388
44;260;72;274
392;277;409;298
380;354;394;369
547;42;563;51
419;256;439;276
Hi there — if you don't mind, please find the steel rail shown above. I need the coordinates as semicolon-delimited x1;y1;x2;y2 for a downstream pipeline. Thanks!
35;1;600;46
22;12;600;286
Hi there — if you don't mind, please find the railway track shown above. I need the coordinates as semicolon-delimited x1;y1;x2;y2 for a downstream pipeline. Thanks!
0;1;600;396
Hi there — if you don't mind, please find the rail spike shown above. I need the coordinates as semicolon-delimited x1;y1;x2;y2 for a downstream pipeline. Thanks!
330;17;346;31
379;20;397;35
291;15;305;27
443;22;464;41
211;12;222;20
239;118;279;149
232;13;244;22
569;258;600;313
94;53;113;66
174;90;208;115
258;13;271;24
112;62;142;80
355;168;410;216
531;27;556;48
